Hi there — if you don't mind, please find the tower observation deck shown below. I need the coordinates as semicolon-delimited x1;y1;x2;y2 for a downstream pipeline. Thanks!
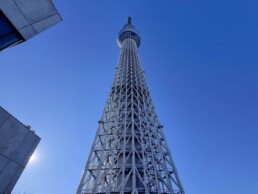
77;17;185;194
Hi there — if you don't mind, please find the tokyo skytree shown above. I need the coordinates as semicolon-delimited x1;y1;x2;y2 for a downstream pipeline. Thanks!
77;17;185;194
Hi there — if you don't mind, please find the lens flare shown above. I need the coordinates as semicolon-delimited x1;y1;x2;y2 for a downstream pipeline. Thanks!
29;152;37;163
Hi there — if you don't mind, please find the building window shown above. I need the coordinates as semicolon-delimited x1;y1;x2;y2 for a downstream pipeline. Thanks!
0;10;24;51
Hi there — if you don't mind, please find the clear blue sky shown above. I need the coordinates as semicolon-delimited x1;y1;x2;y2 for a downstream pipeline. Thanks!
1;0;258;193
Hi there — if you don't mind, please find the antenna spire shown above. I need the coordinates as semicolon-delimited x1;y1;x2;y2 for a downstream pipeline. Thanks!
128;16;131;24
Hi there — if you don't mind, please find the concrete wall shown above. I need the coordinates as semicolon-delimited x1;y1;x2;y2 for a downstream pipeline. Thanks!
0;0;62;40
0;107;40;194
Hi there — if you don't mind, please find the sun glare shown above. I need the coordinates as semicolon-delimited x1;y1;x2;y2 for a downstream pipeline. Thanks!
29;152;38;163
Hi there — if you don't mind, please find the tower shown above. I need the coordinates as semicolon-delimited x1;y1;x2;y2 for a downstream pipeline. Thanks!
77;17;185;194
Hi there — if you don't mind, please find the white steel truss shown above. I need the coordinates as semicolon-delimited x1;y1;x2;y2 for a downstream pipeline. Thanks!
77;18;185;194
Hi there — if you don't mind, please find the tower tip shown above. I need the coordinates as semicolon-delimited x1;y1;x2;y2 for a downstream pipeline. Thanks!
128;16;131;24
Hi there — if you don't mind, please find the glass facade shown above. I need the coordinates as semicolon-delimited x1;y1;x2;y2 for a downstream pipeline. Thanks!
0;10;24;51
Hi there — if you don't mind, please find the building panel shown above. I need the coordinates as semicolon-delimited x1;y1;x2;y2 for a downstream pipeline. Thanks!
0;107;40;194
0;0;62;51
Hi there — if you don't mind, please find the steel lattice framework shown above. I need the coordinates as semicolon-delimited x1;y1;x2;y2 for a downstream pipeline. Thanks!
77;17;185;194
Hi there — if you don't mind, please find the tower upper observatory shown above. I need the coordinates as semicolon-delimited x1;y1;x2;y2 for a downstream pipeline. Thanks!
118;17;141;48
